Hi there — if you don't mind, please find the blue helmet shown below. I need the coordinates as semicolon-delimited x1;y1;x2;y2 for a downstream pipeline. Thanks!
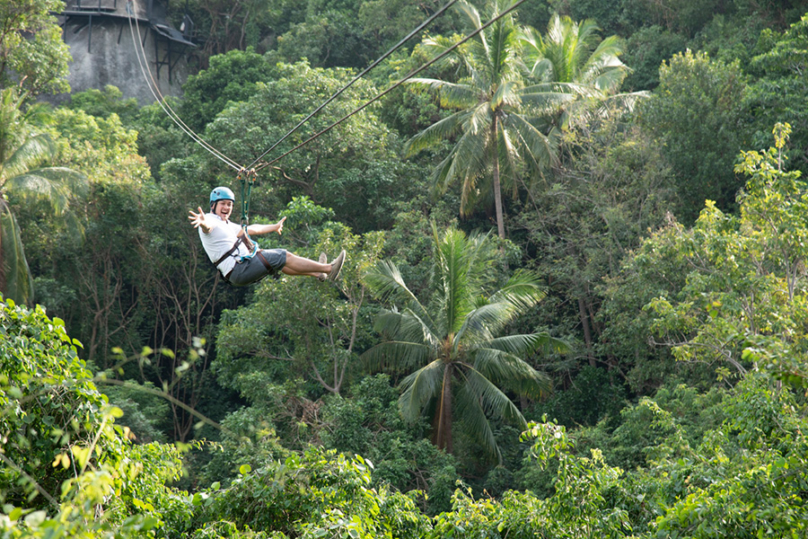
210;186;235;205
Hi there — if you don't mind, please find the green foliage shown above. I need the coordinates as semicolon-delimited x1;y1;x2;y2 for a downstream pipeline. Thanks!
0;300;111;507
66;85;140;124
179;48;279;132
529;365;627;428
0;0;71;96
428;419;629;538
102;381;171;443
517;110;675;390
634;374;808;538
745;15;808;175
19;105;151;361
637;125;808;385
319;375;460;512
199;407;290;487
195;446;432;538
639;49;749;223
622;25;687;90
573;383;726;471
277;8;372;69
0;299;188;539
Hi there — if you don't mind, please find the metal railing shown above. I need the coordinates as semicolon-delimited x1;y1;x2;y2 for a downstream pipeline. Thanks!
66;0;118;11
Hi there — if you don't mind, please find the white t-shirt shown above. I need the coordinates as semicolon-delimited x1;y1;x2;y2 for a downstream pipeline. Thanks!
199;214;251;276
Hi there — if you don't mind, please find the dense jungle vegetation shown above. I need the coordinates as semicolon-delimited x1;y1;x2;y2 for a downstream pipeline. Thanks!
2;0;808;536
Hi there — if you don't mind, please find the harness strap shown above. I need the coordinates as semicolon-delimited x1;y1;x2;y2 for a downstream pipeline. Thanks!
256;250;273;271
213;237;243;268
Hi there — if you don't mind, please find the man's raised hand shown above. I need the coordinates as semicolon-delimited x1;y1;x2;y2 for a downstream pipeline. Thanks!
188;207;211;232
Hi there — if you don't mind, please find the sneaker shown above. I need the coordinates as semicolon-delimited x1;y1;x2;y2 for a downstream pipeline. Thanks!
317;252;328;281
328;250;346;282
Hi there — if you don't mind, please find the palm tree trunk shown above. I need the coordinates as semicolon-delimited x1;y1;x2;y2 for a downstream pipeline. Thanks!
579;296;595;367
491;114;506;240
436;363;453;453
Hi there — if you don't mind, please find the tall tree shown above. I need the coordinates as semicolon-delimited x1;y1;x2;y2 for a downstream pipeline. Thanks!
362;225;566;462
639;50;748;224
404;0;557;240
0;88;85;304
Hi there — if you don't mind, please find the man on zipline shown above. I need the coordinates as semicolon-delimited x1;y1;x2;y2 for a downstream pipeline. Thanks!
189;187;345;286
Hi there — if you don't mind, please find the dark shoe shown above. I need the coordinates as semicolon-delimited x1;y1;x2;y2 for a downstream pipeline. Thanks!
328;250;346;282
318;252;328;281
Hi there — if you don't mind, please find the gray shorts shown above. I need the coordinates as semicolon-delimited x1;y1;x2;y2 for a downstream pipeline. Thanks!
226;249;287;286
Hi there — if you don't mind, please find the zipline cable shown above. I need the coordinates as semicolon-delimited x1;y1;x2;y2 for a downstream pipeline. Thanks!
245;0;460;170
126;0;244;171
254;0;529;173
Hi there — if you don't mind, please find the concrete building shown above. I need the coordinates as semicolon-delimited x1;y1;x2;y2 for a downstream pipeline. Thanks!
55;0;196;104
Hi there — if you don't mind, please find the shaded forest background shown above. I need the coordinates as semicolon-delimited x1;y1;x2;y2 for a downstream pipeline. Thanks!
2;0;808;536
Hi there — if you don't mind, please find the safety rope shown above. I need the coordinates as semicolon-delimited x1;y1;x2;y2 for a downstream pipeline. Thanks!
237;167;259;260
245;0;460;170
253;0;530;173
238;168;257;229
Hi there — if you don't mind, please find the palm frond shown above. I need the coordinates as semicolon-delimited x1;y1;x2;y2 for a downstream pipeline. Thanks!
2;134;56;179
364;260;422;306
417;36;464;71
404;110;469;157
398;359;446;423
486;332;571;356
456;0;486;54
488;18;510;82
522;81;602;98
491;80;521;110
395;308;442;348
405;78;479;109
5;167;88;217
504;113;557;172
489;270;546;310
464;102;493;136
470;347;552;399
361;340;434;374
496;126;519;200
439;129;489;215
0;204;33;305
454;383;502;461
434;225;474;334
455;302;517;344
462;367;526;428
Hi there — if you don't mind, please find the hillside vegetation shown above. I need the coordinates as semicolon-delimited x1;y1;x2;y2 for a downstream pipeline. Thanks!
2;0;808;537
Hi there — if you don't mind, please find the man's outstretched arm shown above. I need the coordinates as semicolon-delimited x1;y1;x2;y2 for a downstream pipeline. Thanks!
247;216;286;236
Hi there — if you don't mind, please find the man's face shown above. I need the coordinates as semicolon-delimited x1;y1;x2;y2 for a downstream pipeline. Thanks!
214;199;234;221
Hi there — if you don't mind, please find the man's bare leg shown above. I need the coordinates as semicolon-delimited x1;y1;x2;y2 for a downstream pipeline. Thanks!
281;252;330;278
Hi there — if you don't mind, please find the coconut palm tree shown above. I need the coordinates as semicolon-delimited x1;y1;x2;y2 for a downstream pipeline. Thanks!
0;87;86;305
404;0;558;240
362;225;567;462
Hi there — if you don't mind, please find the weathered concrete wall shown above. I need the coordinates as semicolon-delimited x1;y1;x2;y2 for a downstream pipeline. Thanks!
53;16;192;105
